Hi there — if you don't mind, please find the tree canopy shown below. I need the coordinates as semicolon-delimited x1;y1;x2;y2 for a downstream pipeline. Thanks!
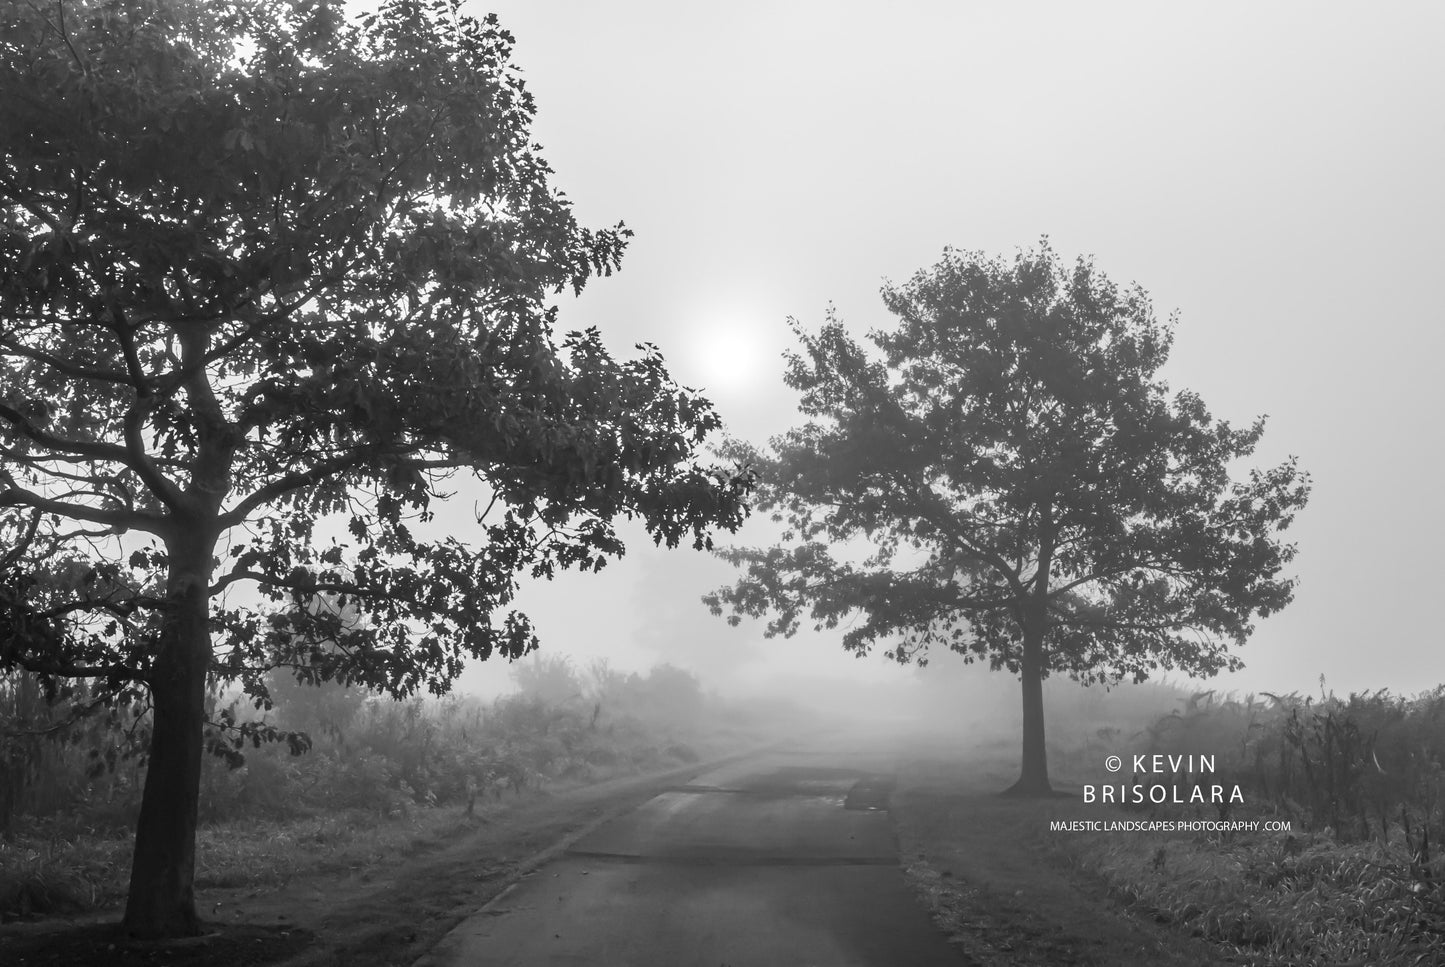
707;242;1309;794
1;0;749;935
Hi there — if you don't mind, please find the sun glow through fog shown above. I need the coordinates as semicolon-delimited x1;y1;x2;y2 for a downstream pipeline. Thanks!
685;314;772;396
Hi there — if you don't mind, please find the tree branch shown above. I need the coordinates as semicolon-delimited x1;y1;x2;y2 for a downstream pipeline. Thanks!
218;452;366;528
0;506;42;569
0;400;138;465
0;480;165;534
0;333;134;384
209;569;423;610
0;170;65;232
7;653;145;681
121;400;187;510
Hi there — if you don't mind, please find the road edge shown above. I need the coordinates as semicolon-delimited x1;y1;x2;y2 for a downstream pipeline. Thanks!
408;742;782;967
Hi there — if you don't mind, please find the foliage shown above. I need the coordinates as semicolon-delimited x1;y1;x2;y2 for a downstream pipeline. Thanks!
1068;821;1445;966
0;0;749;932
0;657;764;919
1117;685;1445;850
1;672;148;836
707;240;1308;792
509;653;584;708
1049;683;1445;965
0;0;748;714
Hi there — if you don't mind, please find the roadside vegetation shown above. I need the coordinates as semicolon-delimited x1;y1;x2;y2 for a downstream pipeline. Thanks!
0;655;786;921
1045;683;1445;965
895;679;1445;966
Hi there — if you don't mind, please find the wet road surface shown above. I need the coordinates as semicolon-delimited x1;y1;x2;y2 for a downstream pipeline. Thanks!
414;747;966;966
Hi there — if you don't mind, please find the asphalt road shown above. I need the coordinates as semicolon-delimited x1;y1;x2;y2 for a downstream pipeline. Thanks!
413;745;967;967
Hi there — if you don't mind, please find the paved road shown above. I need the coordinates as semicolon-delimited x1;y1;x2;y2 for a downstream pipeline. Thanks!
414;745;966;966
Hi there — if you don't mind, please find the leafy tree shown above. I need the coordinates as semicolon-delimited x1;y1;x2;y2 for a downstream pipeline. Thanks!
707;242;1309;796
633;662;705;728
0;0;749;936
509;652;583;707
261;593;369;744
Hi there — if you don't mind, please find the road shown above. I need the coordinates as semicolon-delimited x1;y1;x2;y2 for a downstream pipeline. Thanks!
413;743;967;966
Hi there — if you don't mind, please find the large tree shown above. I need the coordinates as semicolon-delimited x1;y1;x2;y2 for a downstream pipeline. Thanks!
0;0;750;937
707;242;1309;795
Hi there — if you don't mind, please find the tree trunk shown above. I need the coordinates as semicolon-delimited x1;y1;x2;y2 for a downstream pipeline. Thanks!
122;534;214;938
1003;615;1053;796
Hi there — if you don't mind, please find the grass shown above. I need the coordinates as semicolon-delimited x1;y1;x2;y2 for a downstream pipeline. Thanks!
893;724;1445;967
195;808;455;887
1;659;780;924
1027;684;1445;965
0;807;458;919
3;774;603;920
0;733;742;923
1047;802;1445;965
0;833;130;916
892;744;1223;967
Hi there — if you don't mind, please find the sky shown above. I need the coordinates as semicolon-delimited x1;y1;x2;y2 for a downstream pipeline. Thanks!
452;1;1445;702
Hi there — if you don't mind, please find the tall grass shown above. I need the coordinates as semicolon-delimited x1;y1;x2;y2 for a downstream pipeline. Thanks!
0;656;782;918
1120;685;1445;851
1049;682;1445;965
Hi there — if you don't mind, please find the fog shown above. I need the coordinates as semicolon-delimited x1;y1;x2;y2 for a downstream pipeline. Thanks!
462;529;1202;764
431;0;1445;709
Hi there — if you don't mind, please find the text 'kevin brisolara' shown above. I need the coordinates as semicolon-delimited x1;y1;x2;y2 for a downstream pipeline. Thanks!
1049;819;1286;833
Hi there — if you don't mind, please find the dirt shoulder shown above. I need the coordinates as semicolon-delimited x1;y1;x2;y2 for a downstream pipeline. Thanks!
892;744;1235;967
0;752;762;967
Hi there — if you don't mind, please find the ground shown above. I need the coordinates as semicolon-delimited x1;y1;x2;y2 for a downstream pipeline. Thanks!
1;739;1232;967
2;760;707;967
892;743;1228;966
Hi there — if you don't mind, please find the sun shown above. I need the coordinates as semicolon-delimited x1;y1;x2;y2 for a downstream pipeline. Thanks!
684;315;772;396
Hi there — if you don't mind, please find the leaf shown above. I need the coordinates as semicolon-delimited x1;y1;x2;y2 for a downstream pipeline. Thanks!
0;0;755;930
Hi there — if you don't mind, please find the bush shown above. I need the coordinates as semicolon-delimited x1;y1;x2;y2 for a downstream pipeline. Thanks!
1054;681;1445;966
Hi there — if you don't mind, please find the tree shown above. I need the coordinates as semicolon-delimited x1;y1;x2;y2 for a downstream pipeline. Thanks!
510;652;583;707
0;0;750;936
706;242;1309;796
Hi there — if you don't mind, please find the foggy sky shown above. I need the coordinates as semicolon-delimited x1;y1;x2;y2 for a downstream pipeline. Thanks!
457;1;1445;700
